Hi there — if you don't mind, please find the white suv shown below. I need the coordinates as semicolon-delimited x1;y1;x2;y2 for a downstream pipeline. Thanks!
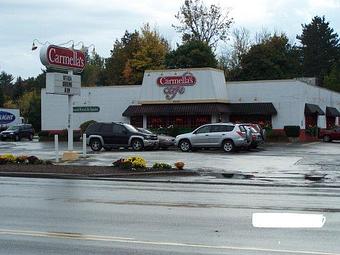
175;123;251;152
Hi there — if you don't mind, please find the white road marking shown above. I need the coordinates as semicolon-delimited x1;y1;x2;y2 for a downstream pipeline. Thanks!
0;228;337;255
252;213;326;228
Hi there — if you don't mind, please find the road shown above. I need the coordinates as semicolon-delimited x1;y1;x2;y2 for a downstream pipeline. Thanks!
0;177;339;254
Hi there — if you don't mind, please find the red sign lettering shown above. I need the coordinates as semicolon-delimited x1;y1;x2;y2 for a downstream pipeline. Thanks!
40;45;86;71
156;72;196;100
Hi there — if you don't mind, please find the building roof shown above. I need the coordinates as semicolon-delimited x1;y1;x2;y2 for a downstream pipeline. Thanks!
123;102;277;117
326;107;340;117
305;103;325;115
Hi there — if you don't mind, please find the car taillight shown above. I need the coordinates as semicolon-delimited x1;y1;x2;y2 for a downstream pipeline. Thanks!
237;131;245;137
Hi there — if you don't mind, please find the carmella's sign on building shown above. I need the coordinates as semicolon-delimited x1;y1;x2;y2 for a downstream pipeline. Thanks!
157;72;197;100
40;45;86;72
46;73;81;96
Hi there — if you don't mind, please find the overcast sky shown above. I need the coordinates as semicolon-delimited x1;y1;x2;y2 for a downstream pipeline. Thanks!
1;0;340;79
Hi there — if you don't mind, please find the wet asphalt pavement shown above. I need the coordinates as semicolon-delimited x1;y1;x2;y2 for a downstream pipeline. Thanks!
0;140;340;186
0;177;339;255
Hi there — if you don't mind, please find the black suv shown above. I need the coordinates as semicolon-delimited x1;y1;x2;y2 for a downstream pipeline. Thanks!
0;124;35;141
85;122;158;151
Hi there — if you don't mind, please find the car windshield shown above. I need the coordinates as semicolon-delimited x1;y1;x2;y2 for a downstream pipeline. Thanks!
124;124;139;132
6;126;19;131
248;126;258;133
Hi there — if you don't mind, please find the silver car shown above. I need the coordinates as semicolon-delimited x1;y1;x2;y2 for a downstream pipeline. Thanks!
175;123;252;152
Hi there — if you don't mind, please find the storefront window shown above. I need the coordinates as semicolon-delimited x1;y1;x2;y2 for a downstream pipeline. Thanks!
305;114;318;136
130;116;143;128
326;116;336;129
147;115;210;129
230;115;272;129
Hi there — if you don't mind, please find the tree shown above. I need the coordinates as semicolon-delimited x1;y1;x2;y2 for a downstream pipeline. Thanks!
219;27;251;80
124;24;170;84
324;65;340;92
165;40;217;68
239;34;302;80
173;0;233;47
17;91;41;131
27;92;41;131
13;77;25;101
229;28;251;68
0;71;14;87
82;51;105;86
105;30;141;85
0;87;4;107
0;71;15;99
297;16;340;83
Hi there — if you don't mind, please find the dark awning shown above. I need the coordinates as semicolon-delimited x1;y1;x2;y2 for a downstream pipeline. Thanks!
305;103;325;115
123;102;278;117
229;103;277;115
326;107;340;117
122;103;230;117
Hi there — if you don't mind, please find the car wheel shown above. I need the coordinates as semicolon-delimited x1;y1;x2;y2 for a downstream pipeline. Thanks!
222;140;234;152
323;135;331;142
90;138;102;151
15;135;20;142
179;139;191;152
131;139;144;151
29;134;33;141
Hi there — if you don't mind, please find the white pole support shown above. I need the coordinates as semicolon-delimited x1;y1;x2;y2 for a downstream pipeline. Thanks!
82;133;87;158
67;94;73;151
54;134;59;163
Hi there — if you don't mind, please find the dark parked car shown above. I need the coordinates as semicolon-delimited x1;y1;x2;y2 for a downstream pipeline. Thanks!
85;122;159;151
137;128;175;149
0;124;34;141
320;127;340;142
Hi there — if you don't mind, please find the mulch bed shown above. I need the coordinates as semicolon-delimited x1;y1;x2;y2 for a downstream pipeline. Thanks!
0;164;198;178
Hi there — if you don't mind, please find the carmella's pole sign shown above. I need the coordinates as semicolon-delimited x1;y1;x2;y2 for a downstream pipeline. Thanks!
46;73;81;96
157;72;197;100
40;45;86;72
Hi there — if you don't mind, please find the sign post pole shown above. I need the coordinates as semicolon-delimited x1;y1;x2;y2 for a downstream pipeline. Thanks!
67;94;73;151
67;70;73;151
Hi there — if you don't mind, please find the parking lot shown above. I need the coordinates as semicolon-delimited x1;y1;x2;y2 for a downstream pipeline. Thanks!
1;139;340;186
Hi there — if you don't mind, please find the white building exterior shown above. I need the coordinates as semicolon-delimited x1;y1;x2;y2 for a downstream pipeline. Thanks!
41;68;340;139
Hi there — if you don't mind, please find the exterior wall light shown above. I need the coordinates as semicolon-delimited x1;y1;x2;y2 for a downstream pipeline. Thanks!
31;39;50;51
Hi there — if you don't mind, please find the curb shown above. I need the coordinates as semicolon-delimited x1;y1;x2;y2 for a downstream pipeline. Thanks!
1;172;340;189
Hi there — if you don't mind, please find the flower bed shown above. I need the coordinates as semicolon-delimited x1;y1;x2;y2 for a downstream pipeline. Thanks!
0;154;52;165
112;156;184;171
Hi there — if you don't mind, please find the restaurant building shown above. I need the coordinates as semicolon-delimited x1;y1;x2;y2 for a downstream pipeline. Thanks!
41;68;340;141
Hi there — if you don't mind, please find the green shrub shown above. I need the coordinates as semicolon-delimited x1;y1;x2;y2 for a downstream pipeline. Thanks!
152;162;172;170
284;126;300;137
38;130;81;141
266;130;289;142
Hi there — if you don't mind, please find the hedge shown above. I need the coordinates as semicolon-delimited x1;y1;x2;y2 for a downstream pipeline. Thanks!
284;126;301;137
